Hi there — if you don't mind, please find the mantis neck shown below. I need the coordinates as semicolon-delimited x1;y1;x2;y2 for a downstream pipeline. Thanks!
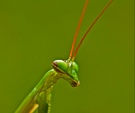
14;69;60;113
33;69;60;113
40;69;60;92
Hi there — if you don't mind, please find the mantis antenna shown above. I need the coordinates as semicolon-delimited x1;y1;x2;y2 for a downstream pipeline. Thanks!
69;0;113;61
69;0;89;59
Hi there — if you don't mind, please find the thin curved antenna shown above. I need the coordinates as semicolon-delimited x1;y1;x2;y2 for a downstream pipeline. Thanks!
69;0;89;60
72;0;113;61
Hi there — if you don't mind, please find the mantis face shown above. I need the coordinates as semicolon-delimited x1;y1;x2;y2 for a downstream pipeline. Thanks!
52;60;80;87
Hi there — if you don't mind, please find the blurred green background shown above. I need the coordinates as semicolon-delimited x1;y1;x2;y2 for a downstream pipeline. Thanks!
0;0;134;113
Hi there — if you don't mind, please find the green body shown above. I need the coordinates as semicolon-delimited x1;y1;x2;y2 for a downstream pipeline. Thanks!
15;60;79;113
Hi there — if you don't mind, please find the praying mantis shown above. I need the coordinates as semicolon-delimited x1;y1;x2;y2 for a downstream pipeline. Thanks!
15;0;112;113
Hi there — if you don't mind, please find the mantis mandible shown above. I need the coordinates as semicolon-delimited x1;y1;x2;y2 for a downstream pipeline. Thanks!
15;0;112;113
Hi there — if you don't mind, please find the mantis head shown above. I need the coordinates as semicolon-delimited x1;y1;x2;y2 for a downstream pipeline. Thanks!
53;0;112;87
52;60;80;87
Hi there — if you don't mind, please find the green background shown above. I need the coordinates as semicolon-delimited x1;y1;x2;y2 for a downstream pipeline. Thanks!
0;0;134;113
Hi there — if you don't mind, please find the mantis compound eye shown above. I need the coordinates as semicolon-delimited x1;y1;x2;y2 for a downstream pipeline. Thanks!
52;60;68;74
72;62;79;73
